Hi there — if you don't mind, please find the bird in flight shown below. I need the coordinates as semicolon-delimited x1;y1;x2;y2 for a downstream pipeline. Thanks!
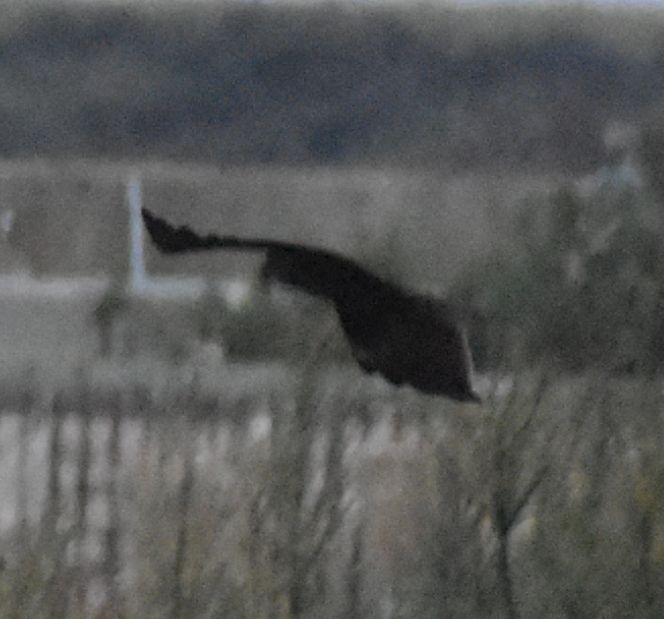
142;208;480;402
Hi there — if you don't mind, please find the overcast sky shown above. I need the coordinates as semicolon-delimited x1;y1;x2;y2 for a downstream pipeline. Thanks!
78;0;664;5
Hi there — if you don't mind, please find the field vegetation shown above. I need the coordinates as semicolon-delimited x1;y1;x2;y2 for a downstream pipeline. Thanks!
0;145;663;616
1;342;664;618
2;0;664;616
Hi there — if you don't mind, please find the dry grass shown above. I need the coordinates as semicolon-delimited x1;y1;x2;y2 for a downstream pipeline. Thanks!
0;351;661;618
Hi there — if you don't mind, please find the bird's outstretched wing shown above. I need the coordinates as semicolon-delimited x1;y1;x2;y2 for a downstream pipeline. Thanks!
142;208;267;253
141;207;387;302
142;208;480;402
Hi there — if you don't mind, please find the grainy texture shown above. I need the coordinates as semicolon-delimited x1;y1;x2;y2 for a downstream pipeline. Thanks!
142;208;479;401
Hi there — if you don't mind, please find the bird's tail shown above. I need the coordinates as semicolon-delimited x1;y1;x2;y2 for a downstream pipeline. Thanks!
141;208;294;255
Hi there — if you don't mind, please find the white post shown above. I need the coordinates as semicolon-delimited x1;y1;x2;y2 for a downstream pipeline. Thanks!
127;174;147;293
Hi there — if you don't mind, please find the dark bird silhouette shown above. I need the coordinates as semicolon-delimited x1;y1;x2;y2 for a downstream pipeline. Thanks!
142;208;480;402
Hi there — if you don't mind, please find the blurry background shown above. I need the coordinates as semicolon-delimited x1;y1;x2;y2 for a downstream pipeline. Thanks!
2;1;664;617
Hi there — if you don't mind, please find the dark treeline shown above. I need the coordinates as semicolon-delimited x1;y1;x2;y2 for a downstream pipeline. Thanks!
2;2;664;170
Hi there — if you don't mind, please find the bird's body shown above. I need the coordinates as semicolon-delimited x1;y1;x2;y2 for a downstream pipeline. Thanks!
142;208;479;402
